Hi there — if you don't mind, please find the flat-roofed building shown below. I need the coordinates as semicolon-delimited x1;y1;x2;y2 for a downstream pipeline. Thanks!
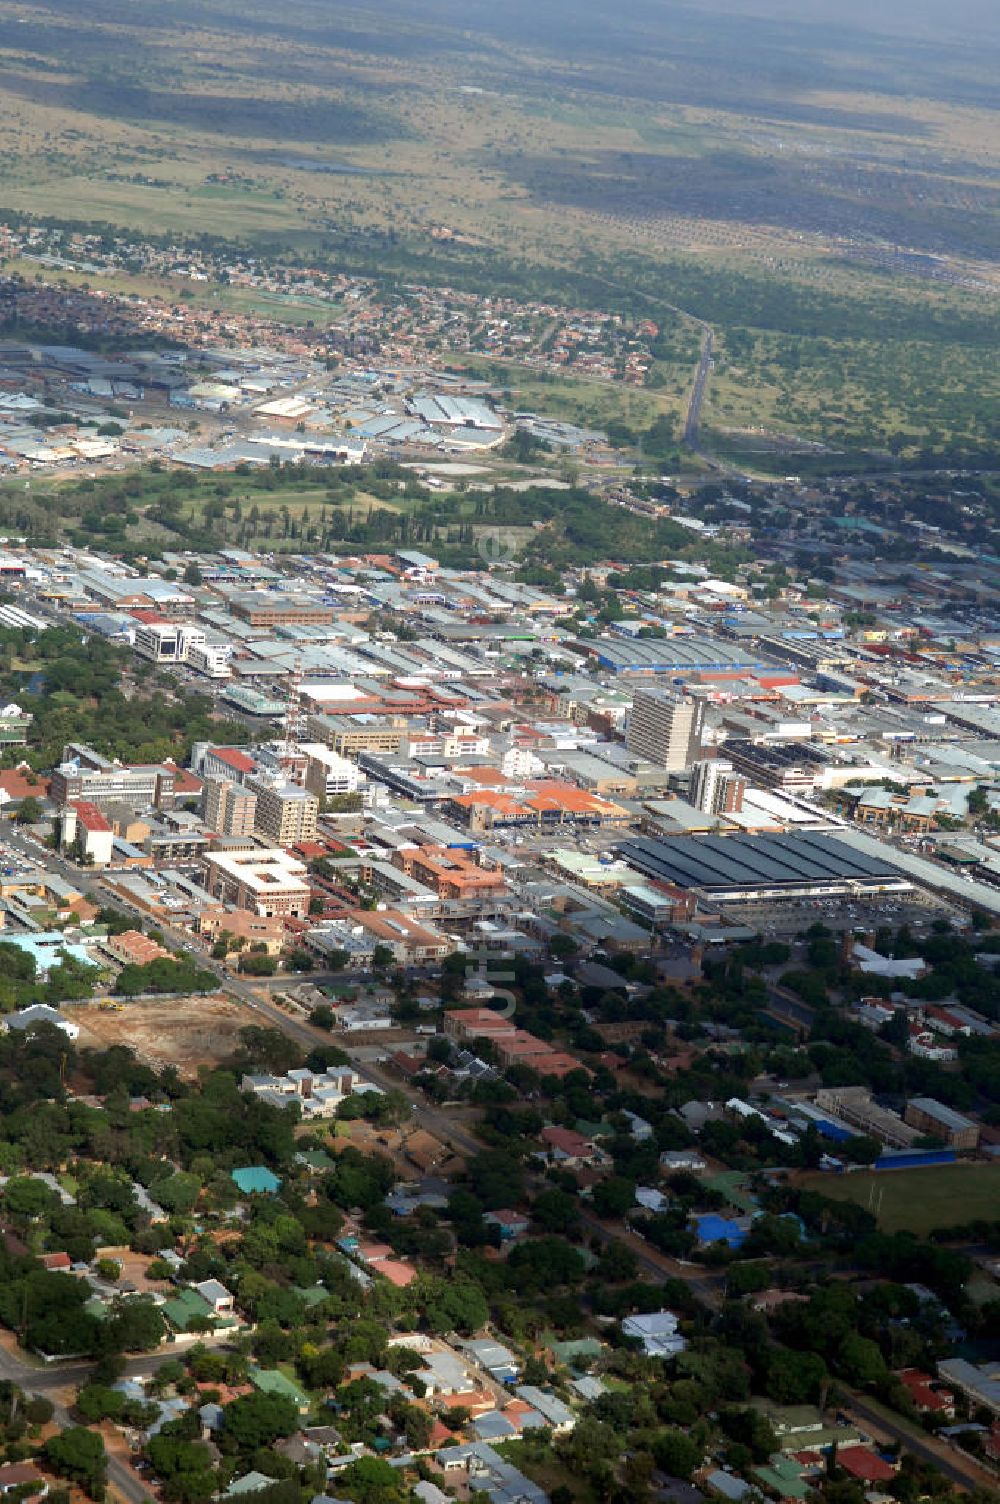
306;714;407;757
134;620;207;666
201;849;310;919
50;743;177;811
626;688;704;771
230;594;333;627
300;742;364;800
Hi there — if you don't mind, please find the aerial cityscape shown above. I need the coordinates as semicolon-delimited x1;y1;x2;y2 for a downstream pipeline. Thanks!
0;3;994;1504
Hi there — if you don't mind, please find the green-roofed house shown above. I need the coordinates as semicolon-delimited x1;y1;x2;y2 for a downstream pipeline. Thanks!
703;1171;760;1215
295;1149;336;1174
226;1472;277;1498
295;1285;331;1311
232;1166;281;1196
544;1336;604;1366
163;1288;217;1333
249;1368;310;1415
753;1458;811;1500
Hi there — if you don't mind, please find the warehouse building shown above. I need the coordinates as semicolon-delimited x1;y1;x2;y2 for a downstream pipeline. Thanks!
904;1097;980;1150
571;634;771;676
615;831;910;904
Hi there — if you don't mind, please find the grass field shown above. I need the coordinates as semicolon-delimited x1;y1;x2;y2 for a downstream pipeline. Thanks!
799;1164;1000;1236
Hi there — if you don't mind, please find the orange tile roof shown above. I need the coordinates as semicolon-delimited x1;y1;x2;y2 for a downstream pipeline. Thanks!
458;767;509;787
451;790;523;814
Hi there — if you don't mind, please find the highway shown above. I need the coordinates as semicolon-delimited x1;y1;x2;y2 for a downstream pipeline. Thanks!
682;326;714;451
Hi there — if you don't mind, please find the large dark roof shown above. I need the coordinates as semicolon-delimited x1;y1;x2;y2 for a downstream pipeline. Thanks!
615;831;902;893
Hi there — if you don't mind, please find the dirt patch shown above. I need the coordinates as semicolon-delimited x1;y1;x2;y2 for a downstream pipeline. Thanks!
71;994;247;1077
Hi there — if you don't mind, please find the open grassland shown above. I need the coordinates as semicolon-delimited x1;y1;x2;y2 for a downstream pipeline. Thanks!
0;0;994;462
799;1164;1000;1236
455;356;687;435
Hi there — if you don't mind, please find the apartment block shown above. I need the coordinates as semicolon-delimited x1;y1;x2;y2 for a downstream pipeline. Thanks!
202;776;257;838
690;759;746;816
626;688;704;771
250;776;319;845
300;741;364;800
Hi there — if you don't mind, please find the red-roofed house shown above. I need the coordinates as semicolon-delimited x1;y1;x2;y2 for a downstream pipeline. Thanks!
0;765;50;805
896;1368;955;1416
444;1007;516;1042
539;1126;598;1166
836;1447;897;1484
427;1419;458;1448
355;1241;418;1288
0;1463;47;1497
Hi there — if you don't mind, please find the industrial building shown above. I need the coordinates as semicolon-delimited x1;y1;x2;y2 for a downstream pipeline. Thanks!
904;1097;980;1150
573;634;772;676
814;1088;917;1149
615;831;911;903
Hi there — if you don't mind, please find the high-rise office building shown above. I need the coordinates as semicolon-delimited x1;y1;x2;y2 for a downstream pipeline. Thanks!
250;776;319;845
203;777;258;838
626;688;704;771
690;759;746;816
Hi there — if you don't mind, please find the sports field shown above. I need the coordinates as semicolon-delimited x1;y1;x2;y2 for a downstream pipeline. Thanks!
799;1164;1000;1236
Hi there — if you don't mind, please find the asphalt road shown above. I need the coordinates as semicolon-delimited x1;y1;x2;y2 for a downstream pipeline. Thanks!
845;1394;999;1494
683;327;714;450
0;1344;171;1503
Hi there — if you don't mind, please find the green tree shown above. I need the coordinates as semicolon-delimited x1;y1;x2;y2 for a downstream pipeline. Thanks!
338;1457;403;1504
653;1429;703;1480
45;1427;107;1496
222;1392;299;1450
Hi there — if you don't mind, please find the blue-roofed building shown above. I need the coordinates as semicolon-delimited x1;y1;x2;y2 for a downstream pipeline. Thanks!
694;1213;755;1250
231;1166;281;1196
0;930;97;978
